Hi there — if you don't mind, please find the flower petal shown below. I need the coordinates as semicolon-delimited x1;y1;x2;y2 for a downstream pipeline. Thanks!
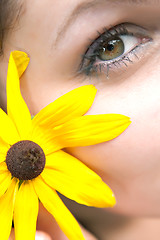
52;114;131;147
42;151;115;207
31;85;97;154
32;176;85;240
0;152;6;164
32;114;131;155
0;141;9;163
0;162;12;198
0;179;18;240
0;172;11;198
0;162;8;173
14;181;39;240
7;51;31;139
32;85;97;130
31;128;62;155
11;51;30;78
0;108;20;145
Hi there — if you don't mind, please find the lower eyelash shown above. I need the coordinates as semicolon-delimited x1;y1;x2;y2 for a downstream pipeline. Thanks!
81;41;150;78
81;47;138;77
99;48;139;75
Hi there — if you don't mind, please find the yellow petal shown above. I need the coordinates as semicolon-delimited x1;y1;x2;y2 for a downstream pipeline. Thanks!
0;162;12;198
0;108;20;145
32;114;130;155
0;179;18;240
7;51;31;139
52;114;131;147
42;151;115;207
0;162;8;173
0;172;11;199
0;152;6;164
32;176;85;240
31;128;62;155
11;51;30;78
14;181;39;240
0;140;9;163
32;85;97;130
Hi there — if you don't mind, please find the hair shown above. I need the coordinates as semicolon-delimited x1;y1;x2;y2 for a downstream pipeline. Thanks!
0;0;23;55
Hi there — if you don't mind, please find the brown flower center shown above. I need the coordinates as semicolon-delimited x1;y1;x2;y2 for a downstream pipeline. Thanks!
6;140;46;180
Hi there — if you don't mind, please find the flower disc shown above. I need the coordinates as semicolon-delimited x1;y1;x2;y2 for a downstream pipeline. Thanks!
6;140;46;180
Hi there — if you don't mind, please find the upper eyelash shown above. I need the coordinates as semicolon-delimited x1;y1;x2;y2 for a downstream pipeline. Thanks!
96;24;131;41
78;23;144;76
82;23;131;57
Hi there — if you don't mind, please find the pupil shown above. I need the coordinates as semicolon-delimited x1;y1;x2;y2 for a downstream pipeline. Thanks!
107;44;114;51
6;140;46;180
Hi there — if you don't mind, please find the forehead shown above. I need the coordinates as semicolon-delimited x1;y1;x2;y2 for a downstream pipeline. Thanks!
19;0;159;49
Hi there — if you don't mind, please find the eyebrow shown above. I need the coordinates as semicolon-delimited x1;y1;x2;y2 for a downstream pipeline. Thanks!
55;0;154;46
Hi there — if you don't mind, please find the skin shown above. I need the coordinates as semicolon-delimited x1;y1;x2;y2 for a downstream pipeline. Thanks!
0;0;160;239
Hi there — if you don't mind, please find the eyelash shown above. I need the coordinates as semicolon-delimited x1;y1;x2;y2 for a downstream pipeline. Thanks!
79;23;152;78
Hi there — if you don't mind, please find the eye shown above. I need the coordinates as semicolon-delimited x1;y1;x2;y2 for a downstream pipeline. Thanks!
80;23;152;77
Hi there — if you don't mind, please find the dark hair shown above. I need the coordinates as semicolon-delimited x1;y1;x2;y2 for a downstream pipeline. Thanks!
0;0;23;55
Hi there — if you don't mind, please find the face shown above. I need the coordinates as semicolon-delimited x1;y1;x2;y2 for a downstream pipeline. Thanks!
1;0;160;217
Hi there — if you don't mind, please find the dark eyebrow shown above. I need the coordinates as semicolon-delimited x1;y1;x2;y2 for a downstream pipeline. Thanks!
54;0;154;46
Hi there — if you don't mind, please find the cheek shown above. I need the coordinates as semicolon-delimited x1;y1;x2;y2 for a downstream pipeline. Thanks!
67;117;160;216
67;115;160;184
67;75;160;216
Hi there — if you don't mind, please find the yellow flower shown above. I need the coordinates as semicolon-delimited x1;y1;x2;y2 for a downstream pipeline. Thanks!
0;51;131;240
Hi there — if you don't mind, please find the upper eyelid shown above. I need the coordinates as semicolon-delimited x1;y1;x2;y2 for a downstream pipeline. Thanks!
83;23;149;53
83;23;150;58
85;24;130;48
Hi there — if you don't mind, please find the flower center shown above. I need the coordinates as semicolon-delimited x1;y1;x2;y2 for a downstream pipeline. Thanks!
6;140;46;180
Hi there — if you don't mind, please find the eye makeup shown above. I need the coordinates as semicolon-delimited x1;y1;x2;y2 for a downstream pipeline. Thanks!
79;23;152;78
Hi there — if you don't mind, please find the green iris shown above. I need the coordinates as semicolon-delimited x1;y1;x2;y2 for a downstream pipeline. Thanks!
98;37;125;61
